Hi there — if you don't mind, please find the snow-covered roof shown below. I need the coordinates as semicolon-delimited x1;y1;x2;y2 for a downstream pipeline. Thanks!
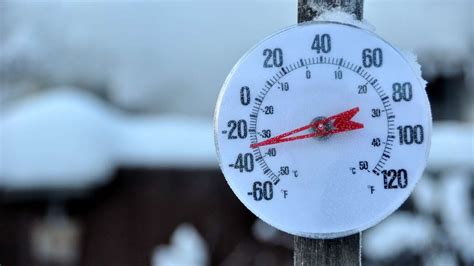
0;88;215;191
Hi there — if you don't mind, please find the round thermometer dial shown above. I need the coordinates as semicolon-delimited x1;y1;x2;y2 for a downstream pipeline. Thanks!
214;22;431;238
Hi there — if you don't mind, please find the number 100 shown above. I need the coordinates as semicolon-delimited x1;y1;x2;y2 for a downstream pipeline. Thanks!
398;125;424;145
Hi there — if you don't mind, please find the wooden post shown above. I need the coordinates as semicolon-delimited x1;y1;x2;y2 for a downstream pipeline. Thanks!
294;233;361;265
298;0;364;23
294;1;363;265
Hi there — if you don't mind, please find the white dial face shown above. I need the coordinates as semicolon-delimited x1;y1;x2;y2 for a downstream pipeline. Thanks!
214;22;431;238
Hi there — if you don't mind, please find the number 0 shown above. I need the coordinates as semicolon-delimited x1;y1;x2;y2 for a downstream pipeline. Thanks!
240;86;250;105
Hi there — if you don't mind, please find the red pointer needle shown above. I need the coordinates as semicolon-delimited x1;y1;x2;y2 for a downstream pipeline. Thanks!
250;107;364;148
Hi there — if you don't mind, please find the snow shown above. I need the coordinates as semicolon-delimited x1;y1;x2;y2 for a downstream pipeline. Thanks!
1;0;471;116
438;170;474;262
0;1;295;115
412;174;437;215
151;223;208;266
424;252;458;266
116;116;215;168
400;50;427;90
0;88;118;190
0;88;216;190
365;160;473;264
313;10;375;32
364;212;436;260
428;122;474;170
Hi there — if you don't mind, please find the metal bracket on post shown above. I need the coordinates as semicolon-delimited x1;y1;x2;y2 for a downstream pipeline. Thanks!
294;1;363;265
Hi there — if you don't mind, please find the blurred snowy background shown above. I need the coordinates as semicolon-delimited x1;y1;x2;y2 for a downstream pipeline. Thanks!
0;0;472;266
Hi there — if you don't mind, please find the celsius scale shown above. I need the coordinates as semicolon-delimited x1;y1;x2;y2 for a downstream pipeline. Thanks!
214;6;431;240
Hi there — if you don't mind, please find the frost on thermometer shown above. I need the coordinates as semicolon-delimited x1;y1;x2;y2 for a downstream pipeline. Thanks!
214;22;431;238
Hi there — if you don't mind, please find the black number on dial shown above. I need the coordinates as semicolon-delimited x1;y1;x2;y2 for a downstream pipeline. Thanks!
358;85;367;94
392;82;413;102
265;148;276;157
383;169;408;189
311;34;331;54
263;106;274;115
232;153;254;172
263;48;283;68
362;48;383;68
371;138;381;147
359;161;369;170
371;108;381;117
279;166;290;175
260;130;272;139
252;181;273;201
240;86;250;105
398;125;424;145
227;120;247;139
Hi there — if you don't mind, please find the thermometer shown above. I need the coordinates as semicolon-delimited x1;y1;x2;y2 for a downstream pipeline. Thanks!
214;22;431;238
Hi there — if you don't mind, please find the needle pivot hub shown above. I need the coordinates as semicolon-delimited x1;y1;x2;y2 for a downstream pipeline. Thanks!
311;116;334;141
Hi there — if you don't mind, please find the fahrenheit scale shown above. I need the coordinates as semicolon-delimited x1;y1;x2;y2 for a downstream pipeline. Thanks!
214;22;431;238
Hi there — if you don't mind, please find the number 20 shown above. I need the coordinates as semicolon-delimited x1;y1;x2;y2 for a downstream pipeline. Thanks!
263;48;283;68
